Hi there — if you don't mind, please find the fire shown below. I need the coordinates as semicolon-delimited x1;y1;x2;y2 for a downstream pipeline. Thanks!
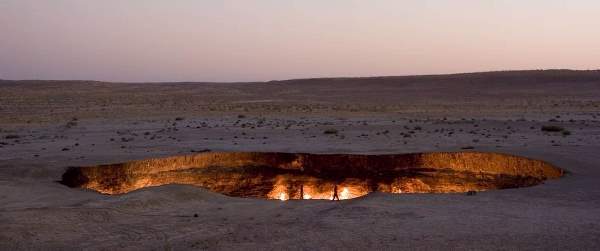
267;180;369;201
278;192;288;201
340;187;350;200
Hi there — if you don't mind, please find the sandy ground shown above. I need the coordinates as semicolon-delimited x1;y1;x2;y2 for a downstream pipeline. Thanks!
1;70;600;250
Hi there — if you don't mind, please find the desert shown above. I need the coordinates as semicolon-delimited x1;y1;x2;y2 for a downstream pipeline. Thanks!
1;70;600;249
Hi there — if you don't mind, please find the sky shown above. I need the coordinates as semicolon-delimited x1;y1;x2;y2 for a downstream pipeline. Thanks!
1;0;599;82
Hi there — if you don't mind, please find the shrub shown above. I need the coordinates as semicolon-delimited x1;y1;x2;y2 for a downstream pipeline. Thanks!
541;125;565;132
65;121;78;128
323;129;338;135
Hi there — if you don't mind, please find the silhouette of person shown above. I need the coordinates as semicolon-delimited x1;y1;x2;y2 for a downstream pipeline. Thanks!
300;185;304;199
332;184;340;201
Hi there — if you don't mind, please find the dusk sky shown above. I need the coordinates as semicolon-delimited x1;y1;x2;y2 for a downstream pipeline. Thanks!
1;0;599;82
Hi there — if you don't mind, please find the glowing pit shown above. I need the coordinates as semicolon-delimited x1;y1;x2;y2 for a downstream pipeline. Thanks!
61;152;563;200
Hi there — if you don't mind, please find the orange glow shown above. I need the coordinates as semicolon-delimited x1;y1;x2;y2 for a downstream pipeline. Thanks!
340;187;350;200
278;192;288;201
266;179;369;201
62;151;563;200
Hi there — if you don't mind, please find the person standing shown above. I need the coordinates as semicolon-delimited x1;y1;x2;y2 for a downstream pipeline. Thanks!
332;184;340;201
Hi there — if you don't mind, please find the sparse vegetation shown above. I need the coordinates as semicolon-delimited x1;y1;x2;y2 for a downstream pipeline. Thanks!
541;125;565;132
323;129;338;135
65;121;78;128
65;117;79;129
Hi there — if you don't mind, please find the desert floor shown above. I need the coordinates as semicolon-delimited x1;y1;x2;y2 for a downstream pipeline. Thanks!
1;70;600;250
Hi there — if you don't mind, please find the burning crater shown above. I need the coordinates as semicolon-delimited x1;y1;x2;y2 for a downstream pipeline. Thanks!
62;152;563;200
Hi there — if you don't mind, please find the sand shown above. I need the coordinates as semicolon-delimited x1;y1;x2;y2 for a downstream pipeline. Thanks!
1;70;600;250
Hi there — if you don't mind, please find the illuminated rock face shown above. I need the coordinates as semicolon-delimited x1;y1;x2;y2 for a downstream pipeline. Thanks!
61;152;563;200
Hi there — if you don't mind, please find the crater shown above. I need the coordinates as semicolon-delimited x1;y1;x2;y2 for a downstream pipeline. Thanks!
61;152;563;200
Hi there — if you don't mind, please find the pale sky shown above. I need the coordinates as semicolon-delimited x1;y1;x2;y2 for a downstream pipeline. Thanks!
1;0;599;82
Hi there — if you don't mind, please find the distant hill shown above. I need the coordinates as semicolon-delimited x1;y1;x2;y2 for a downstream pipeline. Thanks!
270;69;600;86
1;69;600;124
1;69;599;85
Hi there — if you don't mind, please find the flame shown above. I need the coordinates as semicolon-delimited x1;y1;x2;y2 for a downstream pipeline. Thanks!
340;187;350;200
393;187;403;193
278;192;288;201
267;179;369;201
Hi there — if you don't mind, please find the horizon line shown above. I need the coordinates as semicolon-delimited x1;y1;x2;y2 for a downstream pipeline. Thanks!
1;68;599;84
